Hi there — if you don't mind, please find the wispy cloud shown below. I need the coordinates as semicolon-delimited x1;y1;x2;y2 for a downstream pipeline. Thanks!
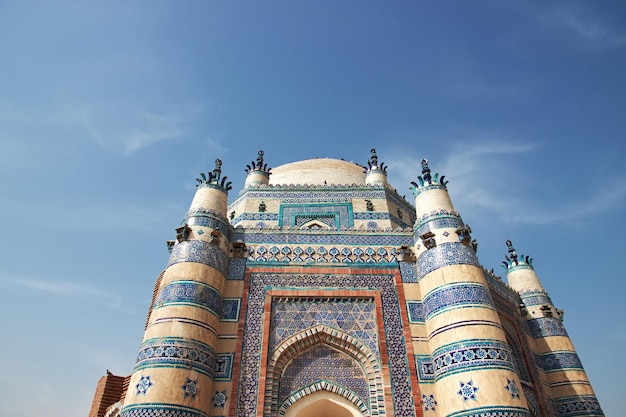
547;4;626;48
5;277;131;313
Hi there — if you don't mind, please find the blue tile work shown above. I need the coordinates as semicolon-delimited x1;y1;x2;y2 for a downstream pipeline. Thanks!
214;353;234;381
269;299;379;354
447;406;530;417
279;344;370;408
538;352;583;372
354;212;390;220
181;377;198;399
504;379;520;400
415;355;435;382
134;337;215;378
230;188;388;206
421;394;437;411
227;258;246;280
167;240;228;276
121;404;205;417
237;273;416;417
457;380;479;401
414;212;464;238
507;264;534;273
519;290;553;307
422;283;495;319
136;375;153;395
154;281;222;317
416;242;479;281
231;212;279;225
412;183;448;198
389;213;413;230
294;213;338;228
213;391;227;408
280;203;353;228
248;244;397;264
522;387;542;417
185;215;231;239
232;230;413;247
221;298;241;321
483;269;522;306
399;261;417;283
554;395;604;416
528;317;568;338
432;339;516;380
407;301;424;323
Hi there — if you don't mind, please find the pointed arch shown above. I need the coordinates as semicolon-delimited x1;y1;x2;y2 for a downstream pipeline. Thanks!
279;380;368;416
263;324;383;417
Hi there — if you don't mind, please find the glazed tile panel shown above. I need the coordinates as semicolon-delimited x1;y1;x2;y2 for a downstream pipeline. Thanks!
270;299;379;354
237;273;415;417
167;240;227;275
121;403;206;417
554;395;604;416
154;281;222;317
279;343;370;407
422;283;495;319
416;242;479;281
527;317;568;338
431;339;517;380
134;337;215;378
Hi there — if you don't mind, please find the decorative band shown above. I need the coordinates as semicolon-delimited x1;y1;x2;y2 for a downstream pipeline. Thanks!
520;292;553;307
415;215;464;238
422;283;494;319
446;406;530;417
527;317;568;338
154;281;222;317
134;337;215;378
554;395;603;416
121;404;207;417
167;240;227;275
432;339;516;379
416;242;479;280
538;351;583;372
184;215;230;237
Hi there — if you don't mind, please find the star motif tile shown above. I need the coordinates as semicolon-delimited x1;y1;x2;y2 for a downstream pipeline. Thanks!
457;380;478;401
213;390;227;408
136;375;153;396
505;378;520;399
421;394;437;411
181;377;198;399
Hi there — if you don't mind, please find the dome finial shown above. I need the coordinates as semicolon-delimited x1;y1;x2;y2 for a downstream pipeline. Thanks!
502;240;533;269
245;150;272;175
410;158;448;196
365;148;387;173
195;158;232;191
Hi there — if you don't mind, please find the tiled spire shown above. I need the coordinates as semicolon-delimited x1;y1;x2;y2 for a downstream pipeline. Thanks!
196;158;232;192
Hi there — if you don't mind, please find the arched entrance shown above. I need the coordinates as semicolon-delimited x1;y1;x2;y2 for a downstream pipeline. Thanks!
284;390;364;417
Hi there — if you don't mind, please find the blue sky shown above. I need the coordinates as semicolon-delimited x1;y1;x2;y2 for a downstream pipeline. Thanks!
0;1;624;415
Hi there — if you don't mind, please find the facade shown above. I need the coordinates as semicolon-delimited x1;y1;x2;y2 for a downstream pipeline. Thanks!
91;149;603;417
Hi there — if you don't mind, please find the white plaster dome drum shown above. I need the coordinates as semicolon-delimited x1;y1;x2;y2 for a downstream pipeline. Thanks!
268;158;366;186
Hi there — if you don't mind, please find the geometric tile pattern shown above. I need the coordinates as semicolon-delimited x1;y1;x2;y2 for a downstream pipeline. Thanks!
414;212;464;238
416;242;480;280
421;394;437;411
280;203;353;228
407;301;425;322
214;353;234;381
446;407;531;417
231;212;279;225
269;299;379;354
120;404;205;417
528;317;568;338
154;281;222;317
539;352;583;372
134;337;215;378
230;189;388;206
248;245;396;264
232;230;413;247
504;378;520;400
554;395;604;416
213;391;227;408
181;377;198;399
167;240;228;276
354;212;390;220
432;339;516;380
237;273;415;417
185;214;231;238
519;290;553;307
227;258;246;280
136;375;153;395
279;344;369;407
522;387;542;417
399;261;417;283
422;283;495;319
457;380;479;401
220;298;241;321
415;355;435;381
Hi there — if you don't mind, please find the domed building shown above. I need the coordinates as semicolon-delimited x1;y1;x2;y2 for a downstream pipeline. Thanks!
90;150;603;417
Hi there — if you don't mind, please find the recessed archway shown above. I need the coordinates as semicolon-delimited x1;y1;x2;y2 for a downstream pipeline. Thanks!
284;390;364;417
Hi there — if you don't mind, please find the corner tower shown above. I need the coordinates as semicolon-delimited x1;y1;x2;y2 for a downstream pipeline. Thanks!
411;159;531;417
504;241;604;416
120;160;233;417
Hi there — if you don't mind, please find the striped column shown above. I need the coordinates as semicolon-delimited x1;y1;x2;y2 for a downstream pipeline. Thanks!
121;160;233;417
504;241;604;417
412;160;530;417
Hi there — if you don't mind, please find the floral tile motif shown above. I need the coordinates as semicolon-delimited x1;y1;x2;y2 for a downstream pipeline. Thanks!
457;380;479;402
416;242;479;280
422;283;495;319
136;375;153;396
213;390;227;408
181;377;198;400
421;394;437;411
505;378;520;399
432;339;516;379
167;240;227;275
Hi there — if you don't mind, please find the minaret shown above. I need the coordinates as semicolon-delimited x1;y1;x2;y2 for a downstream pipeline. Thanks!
504;241;604;416
121;159;233;417
411;159;531;417
365;148;388;186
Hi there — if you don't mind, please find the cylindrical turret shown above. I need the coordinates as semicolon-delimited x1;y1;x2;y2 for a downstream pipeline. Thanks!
121;159;233;417
411;159;531;417
505;241;604;416
364;148;388;186
244;150;271;188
